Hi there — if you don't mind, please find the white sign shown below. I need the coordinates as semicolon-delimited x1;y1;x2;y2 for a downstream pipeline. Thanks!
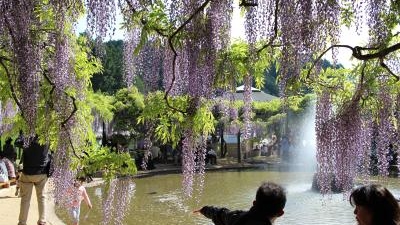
223;134;238;144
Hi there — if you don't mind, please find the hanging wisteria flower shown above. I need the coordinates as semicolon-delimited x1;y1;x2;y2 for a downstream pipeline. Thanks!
1;3;400;225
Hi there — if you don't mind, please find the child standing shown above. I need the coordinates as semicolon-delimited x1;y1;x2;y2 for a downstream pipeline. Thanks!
70;177;92;225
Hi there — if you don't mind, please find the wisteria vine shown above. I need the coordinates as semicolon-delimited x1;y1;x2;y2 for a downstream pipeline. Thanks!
1;1;400;225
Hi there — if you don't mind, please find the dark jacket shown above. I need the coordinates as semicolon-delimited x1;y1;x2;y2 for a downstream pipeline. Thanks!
200;206;272;225
3;142;17;162
22;139;49;175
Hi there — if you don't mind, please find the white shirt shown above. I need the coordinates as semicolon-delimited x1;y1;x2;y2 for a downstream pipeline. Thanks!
0;160;9;182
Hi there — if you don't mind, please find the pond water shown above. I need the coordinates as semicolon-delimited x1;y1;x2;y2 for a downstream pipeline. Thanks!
58;169;400;225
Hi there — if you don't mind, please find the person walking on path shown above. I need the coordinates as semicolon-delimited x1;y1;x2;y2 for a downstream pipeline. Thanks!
18;135;50;225
194;181;286;225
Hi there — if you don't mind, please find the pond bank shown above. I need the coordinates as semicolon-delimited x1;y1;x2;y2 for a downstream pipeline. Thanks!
135;158;264;178
0;156;285;225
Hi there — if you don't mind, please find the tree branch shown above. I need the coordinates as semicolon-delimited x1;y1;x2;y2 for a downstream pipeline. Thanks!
0;55;11;62
39;64;78;128
359;62;366;86
257;0;279;55
124;0;187;113
63;126;83;159
306;45;349;79
0;57;24;119
352;43;400;60
164;0;212;114
306;43;400;79
3;15;17;47
380;58;399;81
41;68;56;98
125;0;169;37
338;63;366;117
239;0;258;6
61;95;77;128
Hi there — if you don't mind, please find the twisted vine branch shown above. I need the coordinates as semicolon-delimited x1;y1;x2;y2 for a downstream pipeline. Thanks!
61;95;77;128
306;43;400;80
164;0;212;115
125;0;169;37
41;67;79;157
380;58;399;81
0;56;25;119
64;125;83;159
337;63;367;119
239;0;258;7
257;0;280;55
126;0;213;114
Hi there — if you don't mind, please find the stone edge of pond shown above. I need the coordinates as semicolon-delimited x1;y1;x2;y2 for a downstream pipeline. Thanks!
134;163;267;178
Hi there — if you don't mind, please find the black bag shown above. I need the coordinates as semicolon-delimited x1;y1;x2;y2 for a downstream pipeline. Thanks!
46;152;54;177
14;134;24;149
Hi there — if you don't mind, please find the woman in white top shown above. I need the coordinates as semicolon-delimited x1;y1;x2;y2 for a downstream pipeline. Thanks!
0;159;9;183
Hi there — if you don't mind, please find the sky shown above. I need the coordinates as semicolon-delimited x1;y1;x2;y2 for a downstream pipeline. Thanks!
76;4;369;69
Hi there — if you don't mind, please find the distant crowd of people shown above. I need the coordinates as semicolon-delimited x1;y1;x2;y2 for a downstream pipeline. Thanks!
129;132;315;170
251;132;315;162
128;138;221;170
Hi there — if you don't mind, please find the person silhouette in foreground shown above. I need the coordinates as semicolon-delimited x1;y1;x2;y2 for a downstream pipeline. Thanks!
350;184;400;225
18;135;50;225
3;137;17;162
194;181;286;225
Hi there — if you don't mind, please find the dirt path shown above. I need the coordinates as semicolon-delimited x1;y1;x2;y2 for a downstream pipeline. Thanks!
0;183;65;225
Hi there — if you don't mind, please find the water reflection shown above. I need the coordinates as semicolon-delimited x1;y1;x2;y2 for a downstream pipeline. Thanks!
58;170;400;225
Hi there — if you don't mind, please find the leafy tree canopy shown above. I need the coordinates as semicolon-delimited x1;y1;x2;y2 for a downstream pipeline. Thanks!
91;40;125;94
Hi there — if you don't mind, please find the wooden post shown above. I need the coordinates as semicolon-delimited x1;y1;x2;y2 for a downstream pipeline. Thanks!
237;130;241;163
